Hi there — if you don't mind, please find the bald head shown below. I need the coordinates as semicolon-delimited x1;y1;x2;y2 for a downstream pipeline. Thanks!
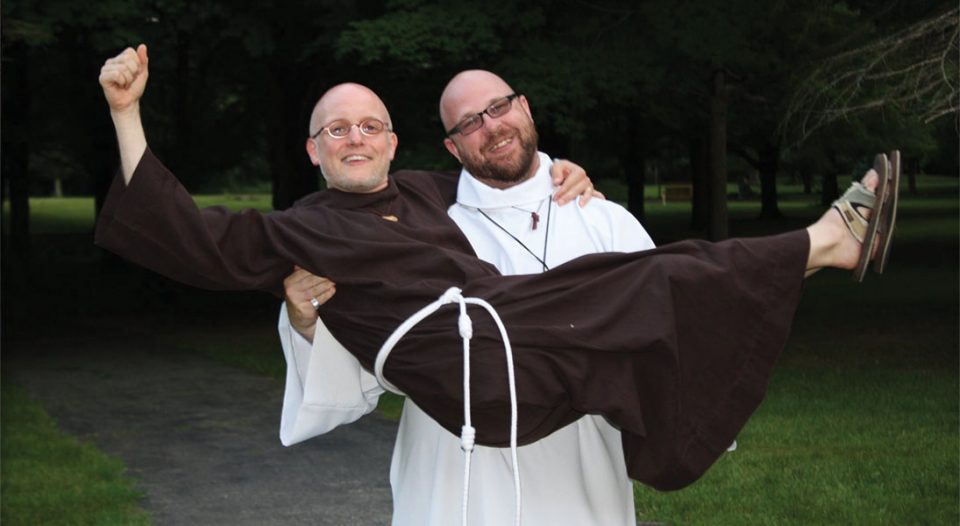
439;70;539;187
439;70;516;131
309;83;392;137
304;82;398;194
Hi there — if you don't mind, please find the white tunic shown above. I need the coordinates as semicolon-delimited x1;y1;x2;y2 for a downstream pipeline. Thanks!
277;152;655;525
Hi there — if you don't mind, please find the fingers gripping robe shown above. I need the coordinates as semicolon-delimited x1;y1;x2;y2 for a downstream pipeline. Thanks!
550;159;606;207
283;266;337;343
99;44;150;113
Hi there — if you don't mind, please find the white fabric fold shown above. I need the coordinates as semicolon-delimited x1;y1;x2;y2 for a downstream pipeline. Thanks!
278;303;382;446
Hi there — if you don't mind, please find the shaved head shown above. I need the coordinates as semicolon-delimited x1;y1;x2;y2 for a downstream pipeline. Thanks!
305;82;397;194
310;83;392;137
439;70;539;187
439;70;515;131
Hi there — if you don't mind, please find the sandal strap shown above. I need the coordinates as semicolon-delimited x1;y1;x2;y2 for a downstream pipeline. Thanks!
832;182;876;243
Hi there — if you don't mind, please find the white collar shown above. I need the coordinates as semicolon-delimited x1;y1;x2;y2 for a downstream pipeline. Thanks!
455;152;554;209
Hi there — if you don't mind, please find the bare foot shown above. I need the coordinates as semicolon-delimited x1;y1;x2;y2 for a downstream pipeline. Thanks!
805;169;880;274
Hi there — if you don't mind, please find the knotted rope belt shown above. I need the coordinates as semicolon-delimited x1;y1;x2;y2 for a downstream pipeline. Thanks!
374;287;522;526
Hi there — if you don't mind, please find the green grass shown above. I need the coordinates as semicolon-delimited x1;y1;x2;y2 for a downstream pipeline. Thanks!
3;174;956;524
629;177;959;525
158;321;407;418
1;381;151;526
635;367;957;526
1;194;272;235
162;323;288;380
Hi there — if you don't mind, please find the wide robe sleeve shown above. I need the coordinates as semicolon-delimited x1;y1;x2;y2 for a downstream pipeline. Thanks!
95;149;306;296
277;303;382;446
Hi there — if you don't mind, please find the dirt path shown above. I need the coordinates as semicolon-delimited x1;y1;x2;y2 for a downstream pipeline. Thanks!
7;330;396;525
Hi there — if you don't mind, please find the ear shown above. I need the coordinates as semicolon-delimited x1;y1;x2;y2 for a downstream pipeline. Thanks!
305;138;320;165
443;137;462;162
387;131;398;161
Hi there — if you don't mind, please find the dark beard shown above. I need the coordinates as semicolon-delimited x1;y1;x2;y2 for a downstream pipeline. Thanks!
460;125;539;184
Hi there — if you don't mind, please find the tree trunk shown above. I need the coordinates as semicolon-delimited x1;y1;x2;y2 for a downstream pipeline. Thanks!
907;157;918;195
757;143;782;219
2;39;31;255
61;30;123;234
173;29;193;184
268;66;318;210
625;157;646;223
624;121;646;222
689;134;708;231
708;69;729;241
820;172;840;207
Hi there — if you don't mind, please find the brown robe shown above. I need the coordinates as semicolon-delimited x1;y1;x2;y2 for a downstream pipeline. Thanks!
95;149;808;490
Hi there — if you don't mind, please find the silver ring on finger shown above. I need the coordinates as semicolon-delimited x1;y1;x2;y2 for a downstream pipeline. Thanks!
310;297;321;310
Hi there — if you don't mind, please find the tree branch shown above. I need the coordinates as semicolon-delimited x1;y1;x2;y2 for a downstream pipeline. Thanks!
780;7;959;147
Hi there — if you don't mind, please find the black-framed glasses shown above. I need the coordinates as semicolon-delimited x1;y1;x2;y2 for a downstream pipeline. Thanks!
446;94;520;136
312;118;391;139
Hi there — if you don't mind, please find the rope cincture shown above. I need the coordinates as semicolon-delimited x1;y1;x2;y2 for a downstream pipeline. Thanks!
374;287;522;526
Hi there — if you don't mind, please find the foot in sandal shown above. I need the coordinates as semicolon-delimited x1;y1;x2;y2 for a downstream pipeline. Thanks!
805;151;900;280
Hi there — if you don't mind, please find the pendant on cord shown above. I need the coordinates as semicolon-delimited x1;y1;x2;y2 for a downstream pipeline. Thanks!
530;211;540;230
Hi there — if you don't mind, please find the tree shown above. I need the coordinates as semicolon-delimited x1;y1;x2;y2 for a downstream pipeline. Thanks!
1;0;144;255
781;5;959;148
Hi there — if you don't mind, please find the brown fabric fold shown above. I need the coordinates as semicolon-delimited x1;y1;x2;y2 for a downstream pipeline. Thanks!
96;149;808;490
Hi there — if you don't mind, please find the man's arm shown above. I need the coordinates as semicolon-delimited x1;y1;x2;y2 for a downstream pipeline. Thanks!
98;44;150;182
96;45;296;295
284;266;336;342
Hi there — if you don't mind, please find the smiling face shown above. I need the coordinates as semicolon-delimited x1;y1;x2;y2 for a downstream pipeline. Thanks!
306;83;398;193
440;71;540;188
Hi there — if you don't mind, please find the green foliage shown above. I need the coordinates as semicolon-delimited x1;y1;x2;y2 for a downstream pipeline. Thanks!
1;0;141;49
5;0;954;212
1;381;151;525
337;3;502;68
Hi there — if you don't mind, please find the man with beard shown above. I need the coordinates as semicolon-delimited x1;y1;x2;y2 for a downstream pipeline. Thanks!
279;69;654;526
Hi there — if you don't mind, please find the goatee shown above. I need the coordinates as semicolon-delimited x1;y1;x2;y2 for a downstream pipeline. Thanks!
461;126;539;185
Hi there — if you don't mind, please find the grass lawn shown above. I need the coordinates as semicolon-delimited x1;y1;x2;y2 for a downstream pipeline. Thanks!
2;175;957;525
631;176;959;525
1;194;273;235
1;380;151;526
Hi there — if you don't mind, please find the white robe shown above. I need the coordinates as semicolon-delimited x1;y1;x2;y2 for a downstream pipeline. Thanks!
278;152;655;525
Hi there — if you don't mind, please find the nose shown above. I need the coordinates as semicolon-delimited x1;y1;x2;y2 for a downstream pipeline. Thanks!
480;115;504;136
346;124;364;144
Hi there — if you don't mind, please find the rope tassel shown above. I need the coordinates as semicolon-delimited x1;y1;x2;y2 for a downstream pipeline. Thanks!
374;287;522;526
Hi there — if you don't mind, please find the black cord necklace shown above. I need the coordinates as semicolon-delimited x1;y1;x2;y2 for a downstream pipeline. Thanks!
510;199;546;230
476;198;552;272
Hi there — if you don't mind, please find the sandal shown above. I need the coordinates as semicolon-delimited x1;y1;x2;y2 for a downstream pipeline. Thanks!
873;150;900;274
832;153;888;282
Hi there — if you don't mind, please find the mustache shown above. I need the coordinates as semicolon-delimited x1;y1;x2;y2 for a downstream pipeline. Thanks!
482;131;516;152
